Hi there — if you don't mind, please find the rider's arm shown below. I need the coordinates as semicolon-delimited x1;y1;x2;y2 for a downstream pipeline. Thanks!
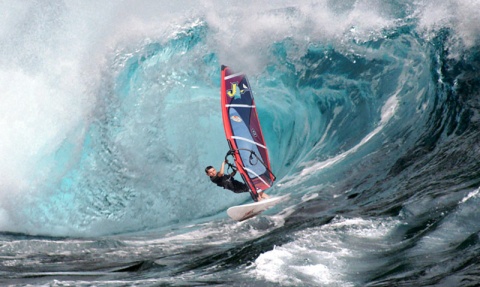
218;160;226;176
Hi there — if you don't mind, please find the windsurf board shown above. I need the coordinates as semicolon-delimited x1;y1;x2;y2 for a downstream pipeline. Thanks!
227;194;290;221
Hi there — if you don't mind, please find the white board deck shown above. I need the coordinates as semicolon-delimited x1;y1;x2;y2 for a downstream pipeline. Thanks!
226;194;290;221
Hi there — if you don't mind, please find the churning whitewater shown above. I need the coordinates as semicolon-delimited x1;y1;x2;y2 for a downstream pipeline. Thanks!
1;0;480;286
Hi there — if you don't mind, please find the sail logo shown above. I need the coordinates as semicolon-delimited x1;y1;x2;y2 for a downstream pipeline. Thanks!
227;82;239;98
251;128;258;137
227;82;250;99
231;115;242;122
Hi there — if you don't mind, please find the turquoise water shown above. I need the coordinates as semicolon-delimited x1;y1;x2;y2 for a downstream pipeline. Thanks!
1;1;480;286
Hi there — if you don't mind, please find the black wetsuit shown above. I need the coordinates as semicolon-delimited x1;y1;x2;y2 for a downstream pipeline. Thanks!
210;173;249;193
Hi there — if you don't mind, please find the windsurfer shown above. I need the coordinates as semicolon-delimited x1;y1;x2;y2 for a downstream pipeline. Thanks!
205;160;270;201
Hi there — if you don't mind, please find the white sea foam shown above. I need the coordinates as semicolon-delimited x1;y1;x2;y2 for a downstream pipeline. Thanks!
417;0;480;54
460;187;480;204
251;216;400;286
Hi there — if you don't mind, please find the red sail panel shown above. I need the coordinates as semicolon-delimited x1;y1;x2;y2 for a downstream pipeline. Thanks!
221;65;275;199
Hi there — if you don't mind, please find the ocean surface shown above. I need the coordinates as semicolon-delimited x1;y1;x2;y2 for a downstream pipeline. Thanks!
1;1;480;286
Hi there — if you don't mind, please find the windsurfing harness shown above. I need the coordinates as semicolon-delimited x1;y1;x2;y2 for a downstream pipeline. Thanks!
220;65;276;201
210;172;249;194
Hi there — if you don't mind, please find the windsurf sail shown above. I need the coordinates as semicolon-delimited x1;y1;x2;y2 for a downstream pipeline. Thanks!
221;65;276;201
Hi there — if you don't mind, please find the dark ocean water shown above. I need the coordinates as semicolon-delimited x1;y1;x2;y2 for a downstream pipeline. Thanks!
1;1;480;286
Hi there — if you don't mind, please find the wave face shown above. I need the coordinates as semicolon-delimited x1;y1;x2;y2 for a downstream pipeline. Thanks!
1;0;480;286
